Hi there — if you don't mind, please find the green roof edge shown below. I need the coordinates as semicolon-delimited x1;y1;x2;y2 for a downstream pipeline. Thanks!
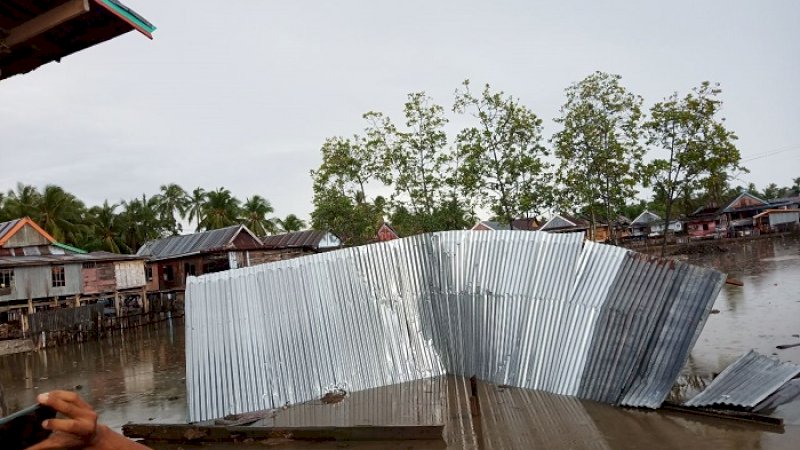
97;0;157;34
54;242;89;254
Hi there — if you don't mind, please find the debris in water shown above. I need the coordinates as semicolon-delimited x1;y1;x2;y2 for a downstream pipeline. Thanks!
776;342;800;350
710;309;720;314
321;389;347;404
725;277;744;286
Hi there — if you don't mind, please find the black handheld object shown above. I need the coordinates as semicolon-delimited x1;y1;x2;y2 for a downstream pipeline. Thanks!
0;403;57;450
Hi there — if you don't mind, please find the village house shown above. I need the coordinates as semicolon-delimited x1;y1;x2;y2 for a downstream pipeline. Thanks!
136;225;263;296
0;218;147;329
539;214;589;234
719;192;773;236
258;230;342;263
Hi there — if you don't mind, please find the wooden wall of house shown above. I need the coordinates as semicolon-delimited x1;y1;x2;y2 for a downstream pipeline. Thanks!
687;220;717;238
248;249;311;266
0;264;81;303
3;224;50;248
115;260;146;290
82;262;116;295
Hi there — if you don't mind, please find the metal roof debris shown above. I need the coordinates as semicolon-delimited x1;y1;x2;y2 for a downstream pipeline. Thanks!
184;231;725;421
684;350;800;408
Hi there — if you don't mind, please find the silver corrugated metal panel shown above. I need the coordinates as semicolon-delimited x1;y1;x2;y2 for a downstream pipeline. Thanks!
684;350;800;408
0;219;21;241
137;225;252;259
185;231;724;421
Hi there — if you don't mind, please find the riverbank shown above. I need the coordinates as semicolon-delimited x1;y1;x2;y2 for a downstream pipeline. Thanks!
624;231;799;256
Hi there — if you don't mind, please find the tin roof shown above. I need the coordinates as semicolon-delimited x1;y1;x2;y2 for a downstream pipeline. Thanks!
684;350;800;408
137;225;260;261
631;211;662;226
0;249;143;268
260;230;342;251
0;217;56;246
184;231;724;421
0;0;155;81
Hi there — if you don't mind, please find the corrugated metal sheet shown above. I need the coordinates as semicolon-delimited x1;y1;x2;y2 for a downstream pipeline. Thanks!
261;230;341;250
185;231;725;421
684;350;800;408
0;219;21;242
137;225;254;260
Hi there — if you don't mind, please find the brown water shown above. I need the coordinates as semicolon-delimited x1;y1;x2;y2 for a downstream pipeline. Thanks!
0;319;187;431
0;237;798;448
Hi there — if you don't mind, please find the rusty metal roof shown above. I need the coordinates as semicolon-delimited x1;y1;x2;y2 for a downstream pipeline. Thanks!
0;249;143;268
0;0;155;81
260;230;342;251
137;225;261;261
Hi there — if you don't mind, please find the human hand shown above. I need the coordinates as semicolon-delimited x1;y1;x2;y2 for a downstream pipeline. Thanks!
26;390;99;449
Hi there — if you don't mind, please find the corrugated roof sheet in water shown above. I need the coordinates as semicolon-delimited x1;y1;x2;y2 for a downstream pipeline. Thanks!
184;231;725;421
684;350;800;408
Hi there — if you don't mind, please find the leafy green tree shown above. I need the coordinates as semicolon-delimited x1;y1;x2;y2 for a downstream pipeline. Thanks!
240;195;276;236
645;82;744;255
311;136;384;244
154;183;188;235
186;187;207;232
552;72;644;242
275;214;306;233
454;80;552;227
201;188;241;230
311;188;382;245
365;92;452;226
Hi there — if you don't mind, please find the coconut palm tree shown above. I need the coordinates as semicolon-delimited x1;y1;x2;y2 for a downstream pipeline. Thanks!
154;183;189;235
4;183;41;219
240;195;276;236
185;187;206;232
85;201;130;253
119;194;165;251
33;185;87;243
275;214;306;233
200;188;241;230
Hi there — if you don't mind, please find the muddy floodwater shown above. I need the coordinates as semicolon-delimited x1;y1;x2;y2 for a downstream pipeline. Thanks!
0;236;798;449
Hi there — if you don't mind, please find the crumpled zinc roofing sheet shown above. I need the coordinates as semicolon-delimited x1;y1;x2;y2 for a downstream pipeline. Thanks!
185;231;725;421
684;350;800;408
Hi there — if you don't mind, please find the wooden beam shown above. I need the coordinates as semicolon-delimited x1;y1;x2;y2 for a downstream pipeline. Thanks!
123;423;445;443
3;0;90;48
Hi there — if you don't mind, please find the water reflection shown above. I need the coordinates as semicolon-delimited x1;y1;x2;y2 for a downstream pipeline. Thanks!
0;319;186;430
687;236;800;376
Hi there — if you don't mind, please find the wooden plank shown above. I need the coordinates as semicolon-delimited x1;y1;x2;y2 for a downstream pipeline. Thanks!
122;423;445;443
4;0;90;48
660;402;783;427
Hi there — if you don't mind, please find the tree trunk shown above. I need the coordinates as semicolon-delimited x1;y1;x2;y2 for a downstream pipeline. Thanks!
661;200;674;257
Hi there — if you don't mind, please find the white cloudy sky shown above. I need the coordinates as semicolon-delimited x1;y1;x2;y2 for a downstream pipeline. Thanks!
1;0;798;222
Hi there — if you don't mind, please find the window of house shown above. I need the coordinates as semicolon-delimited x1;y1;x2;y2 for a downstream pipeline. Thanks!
145;265;153;281
82;262;96;269
52;266;66;287
162;265;174;281
702;223;709;231
0;268;14;290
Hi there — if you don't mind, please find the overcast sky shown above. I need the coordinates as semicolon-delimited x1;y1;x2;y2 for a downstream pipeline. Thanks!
1;0;798;222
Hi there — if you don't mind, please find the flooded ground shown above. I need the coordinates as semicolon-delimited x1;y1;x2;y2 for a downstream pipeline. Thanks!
0;236;798;448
